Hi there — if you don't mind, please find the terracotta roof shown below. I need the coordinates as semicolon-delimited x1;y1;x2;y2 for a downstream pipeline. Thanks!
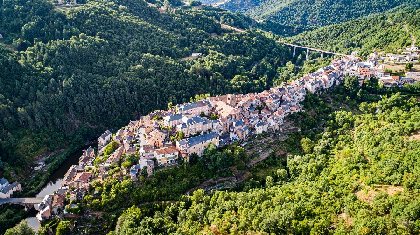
52;194;65;207
155;147;178;155
74;172;92;183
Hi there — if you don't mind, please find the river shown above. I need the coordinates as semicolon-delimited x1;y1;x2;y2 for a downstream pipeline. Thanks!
24;145;92;231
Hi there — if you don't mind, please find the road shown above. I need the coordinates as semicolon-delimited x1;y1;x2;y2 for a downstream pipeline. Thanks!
0;197;42;205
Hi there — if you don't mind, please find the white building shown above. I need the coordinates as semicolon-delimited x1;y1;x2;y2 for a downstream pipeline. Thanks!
139;158;155;176
98;130;112;150
406;72;420;81
0;179;21;199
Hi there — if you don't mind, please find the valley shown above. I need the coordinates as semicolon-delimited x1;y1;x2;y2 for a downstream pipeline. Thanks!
0;0;419;234
5;44;419;234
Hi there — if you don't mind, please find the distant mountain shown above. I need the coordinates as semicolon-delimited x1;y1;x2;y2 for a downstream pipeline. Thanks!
203;0;417;34
288;6;420;56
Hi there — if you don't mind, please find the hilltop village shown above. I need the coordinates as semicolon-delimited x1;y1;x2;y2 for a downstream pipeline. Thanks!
35;47;419;221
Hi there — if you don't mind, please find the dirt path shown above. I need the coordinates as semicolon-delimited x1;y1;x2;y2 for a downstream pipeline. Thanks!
221;24;245;33
409;130;420;140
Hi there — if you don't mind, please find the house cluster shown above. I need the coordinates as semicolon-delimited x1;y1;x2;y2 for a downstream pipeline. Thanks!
56;0;77;5
37;148;95;221
33;55;363;221
366;45;420;87
382;45;419;64
340;48;420;88
377;73;417;88
34;48;420;222
86;54;364;182
0;178;21;199
37;188;67;221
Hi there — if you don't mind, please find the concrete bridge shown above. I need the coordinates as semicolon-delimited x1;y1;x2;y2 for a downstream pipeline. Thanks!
219;23;348;59
0;197;42;209
282;42;348;59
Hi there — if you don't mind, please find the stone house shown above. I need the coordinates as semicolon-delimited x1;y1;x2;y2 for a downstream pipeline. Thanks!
177;100;211;116
163;114;184;127
176;116;212;137
98;130;112;150
105;146;124;165
147;129;167;148
255;121;269;134
176;132;219;156
154;146;179;166
79;146;95;167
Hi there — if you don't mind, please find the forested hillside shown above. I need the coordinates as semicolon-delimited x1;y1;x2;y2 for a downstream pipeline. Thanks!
108;89;420;234
27;79;420;234
288;6;420;56
0;0;302;186
217;0;415;34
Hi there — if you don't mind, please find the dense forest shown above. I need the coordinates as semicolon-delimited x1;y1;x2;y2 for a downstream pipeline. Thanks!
217;0;416;34
0;0;304;185
28;79;420;234
289;6;420;56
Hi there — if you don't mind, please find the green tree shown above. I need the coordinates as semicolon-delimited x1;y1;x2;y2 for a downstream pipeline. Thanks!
300;137;314;154
276;169;288;182
266;176;274;187
4;221;35;235
103;141;119;156
167;102;174;110
405;63;413;71
121;154;138;169
55;221;72;235
115;206;143;234
141;167;148;177
344;76;360;97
